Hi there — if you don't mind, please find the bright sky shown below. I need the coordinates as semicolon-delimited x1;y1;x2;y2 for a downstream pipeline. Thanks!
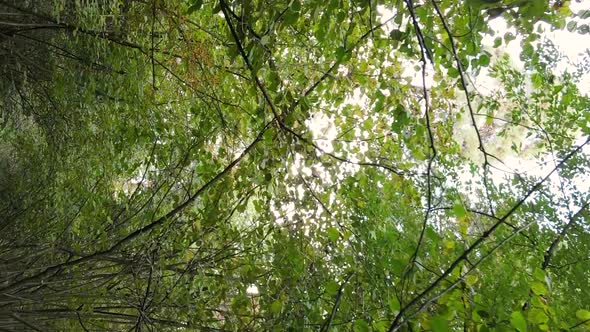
301;3;590;220
475;3;590;193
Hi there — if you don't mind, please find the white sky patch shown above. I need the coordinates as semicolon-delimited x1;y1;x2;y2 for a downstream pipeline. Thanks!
453;7;590;209
377;5;401;35
479;5;590;95
298;3;589;229
404;61;435;89
246;284;259;296
306;112;338;153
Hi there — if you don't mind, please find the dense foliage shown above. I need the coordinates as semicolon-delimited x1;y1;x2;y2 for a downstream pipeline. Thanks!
1;0;590;330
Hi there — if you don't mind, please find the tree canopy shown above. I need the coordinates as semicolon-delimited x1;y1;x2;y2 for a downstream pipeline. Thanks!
1;0;590;331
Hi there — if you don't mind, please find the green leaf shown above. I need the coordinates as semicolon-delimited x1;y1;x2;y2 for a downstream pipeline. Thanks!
354;319;370;332
530;281;547;295
391;259;406;275
391;106;409;133
389;297;400;312
477;310;490;319
452;201;467;218
325;281;340;295
443;239;455;250
478;53;490;67
431;316;451;332
510;311;527;332
528;308;549;324
270;300;283;314
493;37;502;48
283;10;298;25
291;0;301;12
389;29;404;41
448;66;460;78
327;227;340;242
467;0;501;9
531;73;543;89
264;172;272;182
186;0;203;14
576;309;590;320
465;274;478;286
335;46;348;62
373;320;387;332
504;32;516;43
567;21;578;32
520;0;547;19
521;43;535;61
260;35;270;46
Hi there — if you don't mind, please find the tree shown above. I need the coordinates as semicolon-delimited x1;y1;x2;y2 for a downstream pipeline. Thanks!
1;0;589;330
